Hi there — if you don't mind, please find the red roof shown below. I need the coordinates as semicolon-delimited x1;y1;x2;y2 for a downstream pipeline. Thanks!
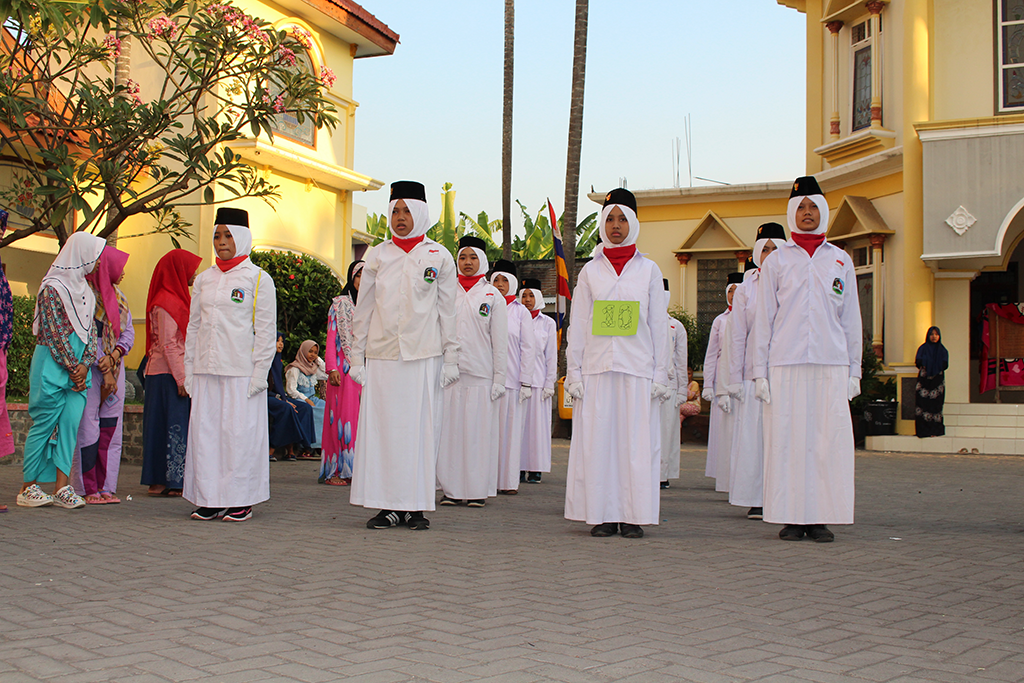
302;0;399;56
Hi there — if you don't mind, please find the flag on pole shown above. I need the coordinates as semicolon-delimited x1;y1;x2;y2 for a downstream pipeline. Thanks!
548;198;571;348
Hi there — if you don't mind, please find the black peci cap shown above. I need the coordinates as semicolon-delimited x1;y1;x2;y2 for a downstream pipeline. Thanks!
215;207;248;227
663;278;670;291
390;180;427;203
744;258;756;271
458;235;487;252
522;278;542;290
492;259;516;276
756;221;787;241
790;176;824;198
602;188;637;214
727;271;744;285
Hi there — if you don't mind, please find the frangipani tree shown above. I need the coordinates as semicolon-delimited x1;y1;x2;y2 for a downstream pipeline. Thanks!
0;0;338;247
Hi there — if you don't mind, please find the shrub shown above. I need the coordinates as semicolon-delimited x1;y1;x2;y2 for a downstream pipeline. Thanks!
250;250;342;359
6;295;37;398
669;306;707;370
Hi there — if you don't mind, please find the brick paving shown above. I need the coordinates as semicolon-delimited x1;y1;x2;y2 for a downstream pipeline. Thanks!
1;441;1023;682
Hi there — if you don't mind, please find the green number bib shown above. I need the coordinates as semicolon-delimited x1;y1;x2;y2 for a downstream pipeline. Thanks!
592;300;640;336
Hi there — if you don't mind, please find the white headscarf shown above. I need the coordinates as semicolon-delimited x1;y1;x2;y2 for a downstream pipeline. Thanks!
34;232;106;343
457;246;489;276
753;239;773;267
786;194;830;236
388;198;431;240
597;203;640;251
490;270;518;296
219;223;252;258
522;288;545;311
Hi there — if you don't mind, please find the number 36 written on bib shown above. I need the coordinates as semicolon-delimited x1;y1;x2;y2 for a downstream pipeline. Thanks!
592;300;640;336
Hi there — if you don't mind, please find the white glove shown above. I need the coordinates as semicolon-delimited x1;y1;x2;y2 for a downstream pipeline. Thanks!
725;383;742;400
542;387;555;400
491;382;506;401
441;363;460;387
519;385;532;403
247;377;268;398
350;365;366;386
674;391;685;407
848;376;861;401
184;375;193;397
566;381;583;400
754;378;771;404
651;382;669;401
716;395;731;413
701;388;714;402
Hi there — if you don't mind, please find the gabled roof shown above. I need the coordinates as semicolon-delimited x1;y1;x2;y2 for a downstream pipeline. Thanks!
284;0;398;57
826;195;894;241
674;211;748;253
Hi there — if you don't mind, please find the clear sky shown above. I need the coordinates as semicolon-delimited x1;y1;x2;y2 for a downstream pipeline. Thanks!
352;1;807;233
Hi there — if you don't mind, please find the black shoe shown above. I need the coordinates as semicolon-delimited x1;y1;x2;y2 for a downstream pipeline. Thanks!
527;472;541;483
805;524;835;543
285;454;297;461
366;510;406;529
191;507;226;521
620;523;644;539
407;511;430;530
590;522;618;537
747;507;763;520
519;471;527;483
223;507;252;522
466;499;485;508
439;496;459;506
660;481;670;489
269;455;278;462
779;524;805;541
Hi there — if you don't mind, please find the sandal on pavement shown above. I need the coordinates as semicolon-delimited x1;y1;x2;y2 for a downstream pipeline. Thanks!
84;494;106;505
147;485;167;496
100;493;121;504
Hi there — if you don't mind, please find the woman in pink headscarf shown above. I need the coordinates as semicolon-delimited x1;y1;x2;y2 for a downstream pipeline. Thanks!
71;245;134;505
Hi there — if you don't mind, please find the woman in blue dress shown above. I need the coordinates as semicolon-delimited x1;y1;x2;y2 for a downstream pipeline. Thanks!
268;333;315;460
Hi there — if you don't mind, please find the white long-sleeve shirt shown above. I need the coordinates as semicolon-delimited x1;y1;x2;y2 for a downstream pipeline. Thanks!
285;358;328;401
504;299;538;388
667;318;688;392
185;259;277;382
727;271;760;385
351;238;459;366
752;240;863;379
454;279;508;383
566;250;669;386
702;311;729;394
528;313;557;390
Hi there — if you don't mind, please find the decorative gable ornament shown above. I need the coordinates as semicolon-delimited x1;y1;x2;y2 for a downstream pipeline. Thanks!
945;206;977;236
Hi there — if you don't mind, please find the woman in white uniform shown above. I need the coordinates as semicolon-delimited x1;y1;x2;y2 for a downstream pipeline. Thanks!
519;279;556;483
184;207;277;522
437;236;508;507
490;260;537;495
660;279;687;489
349;181;459;531
564;188;670;539
726;223;785;521
703;272;742;492
753;176;862;543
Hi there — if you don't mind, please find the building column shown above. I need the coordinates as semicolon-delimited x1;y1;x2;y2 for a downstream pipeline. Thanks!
869;233;886;358
933;271;977;405
826;20;843;140
866;1;885;129
675;252;691;312
734;250;750;272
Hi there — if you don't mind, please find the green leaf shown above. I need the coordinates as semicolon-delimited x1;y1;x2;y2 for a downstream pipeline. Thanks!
203;187;214;204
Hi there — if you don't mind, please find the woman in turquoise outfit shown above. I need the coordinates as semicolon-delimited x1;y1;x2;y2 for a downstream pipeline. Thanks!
17;232;106;509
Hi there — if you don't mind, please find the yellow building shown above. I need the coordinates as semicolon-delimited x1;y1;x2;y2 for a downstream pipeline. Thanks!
2;0;396;368
592;0;1024;454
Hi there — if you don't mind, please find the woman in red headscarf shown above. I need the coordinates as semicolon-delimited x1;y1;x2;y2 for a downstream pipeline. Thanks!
141;249;202;497
71;245;134;505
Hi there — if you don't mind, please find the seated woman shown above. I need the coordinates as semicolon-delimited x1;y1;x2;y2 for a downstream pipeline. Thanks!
285;340;328;450
268;333;315;460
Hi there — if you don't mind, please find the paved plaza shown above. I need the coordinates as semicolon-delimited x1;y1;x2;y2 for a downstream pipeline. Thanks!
1;440;1023;683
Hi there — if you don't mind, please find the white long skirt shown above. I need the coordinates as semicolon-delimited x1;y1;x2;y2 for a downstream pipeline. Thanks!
350;356;443;512
728;380;763;507
712;401;735;493
660;396;681;481
520;391;552;472
437;374;499;500
496;388;526;490
705;401;720;479
184;375;269;508
565;372;659;526
763;364;854;525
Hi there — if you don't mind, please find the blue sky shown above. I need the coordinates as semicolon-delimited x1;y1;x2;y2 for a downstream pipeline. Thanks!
352;1;807;232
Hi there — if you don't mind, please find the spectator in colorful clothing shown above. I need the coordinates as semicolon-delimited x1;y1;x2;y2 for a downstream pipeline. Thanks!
0;210;15;512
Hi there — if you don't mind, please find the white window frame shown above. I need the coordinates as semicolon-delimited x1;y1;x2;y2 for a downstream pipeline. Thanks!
998;0;1024;112
849;17;876;132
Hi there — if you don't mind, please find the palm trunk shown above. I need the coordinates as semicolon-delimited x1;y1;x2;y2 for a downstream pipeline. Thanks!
562;0;588;298
105;30;131;246
501;0;514;260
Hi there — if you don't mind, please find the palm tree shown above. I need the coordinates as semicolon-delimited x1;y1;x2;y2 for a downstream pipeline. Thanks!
562;0;588;295
501;0;514;259
106;29;131;246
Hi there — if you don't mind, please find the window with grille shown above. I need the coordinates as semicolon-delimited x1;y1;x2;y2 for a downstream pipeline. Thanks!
999;0;1024;111
269;49;317;147
851;20;874;131
696;258;735;332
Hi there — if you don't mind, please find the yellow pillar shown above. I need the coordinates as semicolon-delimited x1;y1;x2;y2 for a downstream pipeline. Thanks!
932;271;975;405
827;20;843;140
901;0;934;364
805;0;824;174
676;253;691;312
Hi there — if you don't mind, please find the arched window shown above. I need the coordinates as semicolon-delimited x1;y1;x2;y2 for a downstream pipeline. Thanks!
268;46;317;147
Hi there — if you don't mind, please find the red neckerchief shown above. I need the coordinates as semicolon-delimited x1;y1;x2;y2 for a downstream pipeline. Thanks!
604;244;637;275
458;273;485;292
792;232;825;257
728;305;732;312
393;234;425;254
530;309;540;319
504;295;517;305
216;254;248;272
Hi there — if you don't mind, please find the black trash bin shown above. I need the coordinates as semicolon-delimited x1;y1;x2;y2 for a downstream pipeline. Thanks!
862;400;898;436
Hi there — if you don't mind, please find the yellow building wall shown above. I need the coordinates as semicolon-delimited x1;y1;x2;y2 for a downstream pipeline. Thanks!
932;0;994;121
